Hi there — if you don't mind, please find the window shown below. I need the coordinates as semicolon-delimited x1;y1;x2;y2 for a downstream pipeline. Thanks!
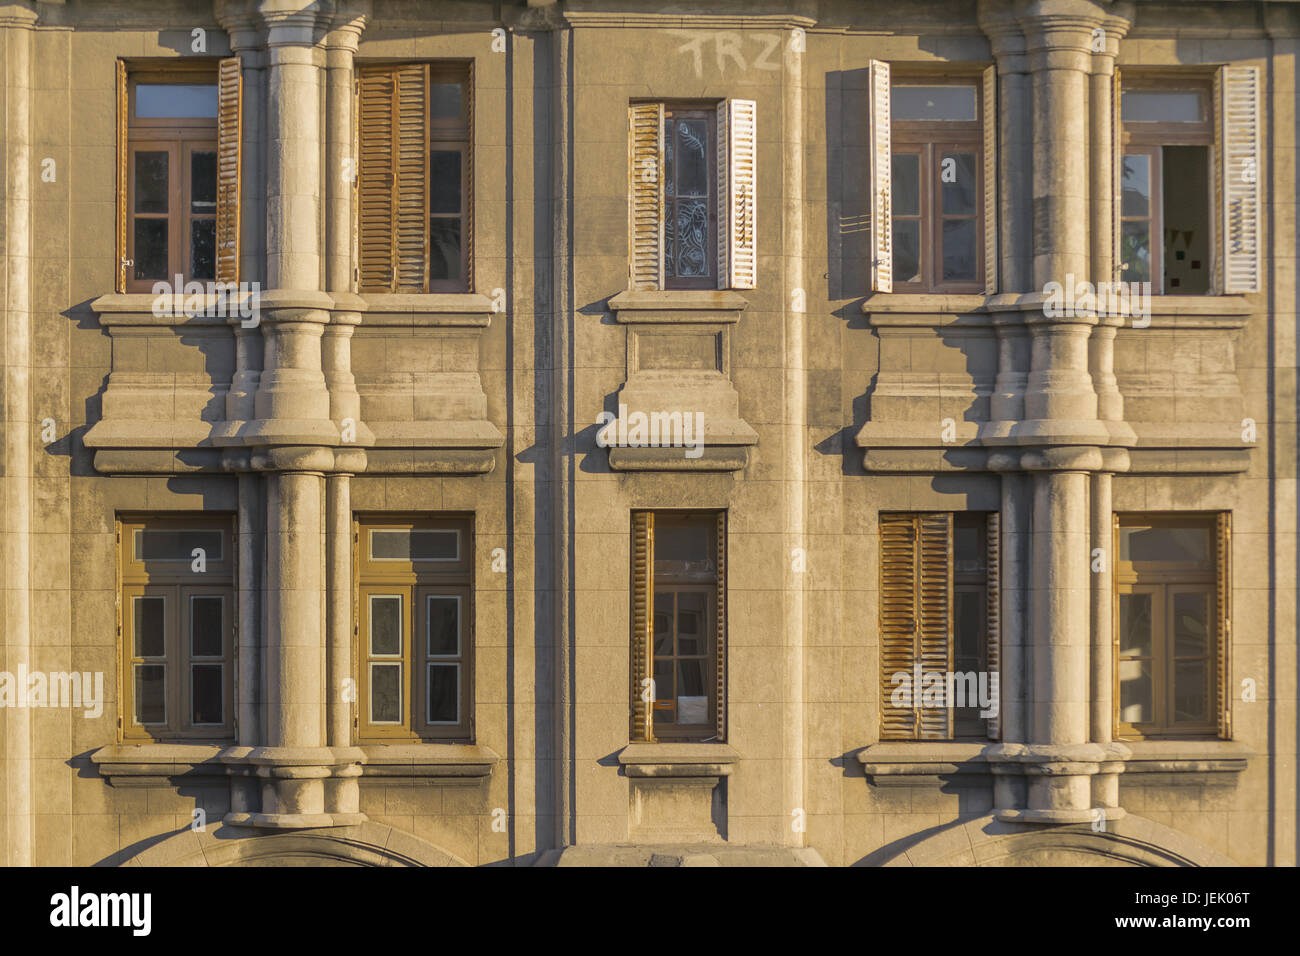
1116;67;1260;294
868;62;997;294
630;512;727;742
355;516;473;742
628;100;756;291
357;63;473;294
1114;514;1230;739
115;59;241;293
878;512;1000;740
118;516;235;741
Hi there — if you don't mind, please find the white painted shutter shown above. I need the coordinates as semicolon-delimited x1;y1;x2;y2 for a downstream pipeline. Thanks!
982;64;998;295
1215;65;1261;294
718;98;757;290
869;60;892;293
628;102;665;291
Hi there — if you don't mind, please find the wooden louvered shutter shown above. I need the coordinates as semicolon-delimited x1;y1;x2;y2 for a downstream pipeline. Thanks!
358;68;396;291
1215;65;1261;294
984;512;1001;740
714;511;727;741
868;60;892;293
1112;68;1123;283
917;513;954;739
717;98;757;290
393;64;430;292
879;514;918;740
982;65;998;295
215;57;242;284
628;102;664;290
1215;512;1232;738
115;60;129;293
631;512;655;742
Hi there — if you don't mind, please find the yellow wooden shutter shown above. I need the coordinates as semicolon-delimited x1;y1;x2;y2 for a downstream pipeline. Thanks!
393;63;430;293
358;67;396;292
985;512;1001;740
917;512;954;739
464;66;475;292
868;60;892;293
1215;512;1232;738
1215;65;1261;294
714;511;727;741
628;102;664;290
982;64;997;296
216;56;242;285
631;512;655;742
879;514;918;740
115;59;128;293
717;98;757;290
1112;68;1123;283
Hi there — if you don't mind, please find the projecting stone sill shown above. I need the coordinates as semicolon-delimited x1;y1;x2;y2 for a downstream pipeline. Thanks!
91;743;229;787
608;289;748;324
618;742;741;778
1120;739;1253;775
856;742;991;785
358;744;499;779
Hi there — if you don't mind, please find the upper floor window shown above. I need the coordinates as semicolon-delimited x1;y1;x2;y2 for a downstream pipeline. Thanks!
357;62;473;294
628;100;756;291
115;59;242;293
867;63;997;295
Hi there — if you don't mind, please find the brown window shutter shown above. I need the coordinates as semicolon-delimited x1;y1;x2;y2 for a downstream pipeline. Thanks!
984;511;1001;740
879;513;919;740
1216;512;1232;738
1111;68;1122;283
630;512;655;743
115;59;128;293
216;56;242;285
358;67;397;292
464;66;475;292
628;102;664;290
982;64;998;296
916;513;954;739
393;63;430;293
714;511;727;741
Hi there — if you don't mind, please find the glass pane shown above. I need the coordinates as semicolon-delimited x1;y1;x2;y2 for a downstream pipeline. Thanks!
369;595;402;656
941;218;977;281
134;596;166;658
653;592;673;657
1119;593;1152;657
135;529;223;562
430;151;461;215
426;596;459;657
954;521;984;572
940;153;977;216
190;596;223;658
892;85;978;122
655;519;711;567
1120;221;1151;283
1119;659;1152;724
1121;154;1150;217
135;84;218;119
134;219;168;280
429;82;463;120
369;663;402;723
1122;90;1202;123
429;218;462;283
891;153;919;217
892;220;921;284
1173;660;1209;723
191;664;222;725
674;119;709;197
672;199;709;278
1172;591;1210;657
676;592;707;656
135;664;166;724
1119;525;1211;563
190;151;216;213
676;661;707;711
653;660;673;708
427;663;459;723
190;218;215;281
370;529;457;561
134;151;169;215
954;589;983;665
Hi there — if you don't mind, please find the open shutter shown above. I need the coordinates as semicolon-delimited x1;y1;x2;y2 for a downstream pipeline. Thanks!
115;60;129;293
984;512;1001;740
714;512;727;740
879;514;918;740
1112;68;1123;283
358;68;396;292
393;64;430;293
868;60;892;293
215;56;242;285
1215;512;1232;738
982;64;998;295
718;98;757;290
1215;65;1261;294
917;513;954;739
631;512;656;742
628;102;664;290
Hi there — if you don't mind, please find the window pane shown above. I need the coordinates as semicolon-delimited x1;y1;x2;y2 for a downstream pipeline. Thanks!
135;529;224;562
892;85;978;121
1119;593;1152;657
370;529;457;561
653;592;673;657
429;82;463;120
653;660;674;714
430;151;461;214
134;596;166;658
676;591;706;655
672;199;709;277
674;119;709;197
134;151;169;215
190;218;216;281
1119;525;1210;563
655;519;711;566
135;84;218;119
1172;591;1210;657
1121;154;1150;217
892;219;921;284
941;218;977;281
1120;221;1151;283
135;664;166;724
190;596;223;658
1119;659;1152;724
677;662;707;722
1173;660;1209;723
427;663;459;723
429;218;462;282
891;153;919;217
426;596;459;657
954;588;983;666
1122;90;1202;123
191;664;223;725
190;151;216;213
369;663;402;723
369;595;402;656
954;521;984;572
940;152;977;216
134;219;169;280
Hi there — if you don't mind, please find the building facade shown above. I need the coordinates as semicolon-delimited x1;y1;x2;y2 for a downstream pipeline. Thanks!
0;0;1296;866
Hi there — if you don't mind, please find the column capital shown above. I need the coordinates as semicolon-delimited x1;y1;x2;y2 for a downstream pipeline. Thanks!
0;2;38;29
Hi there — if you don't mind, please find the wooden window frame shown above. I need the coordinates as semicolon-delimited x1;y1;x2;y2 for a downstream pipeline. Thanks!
354;515;474;743
662;103;719;290
118;515;235;743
